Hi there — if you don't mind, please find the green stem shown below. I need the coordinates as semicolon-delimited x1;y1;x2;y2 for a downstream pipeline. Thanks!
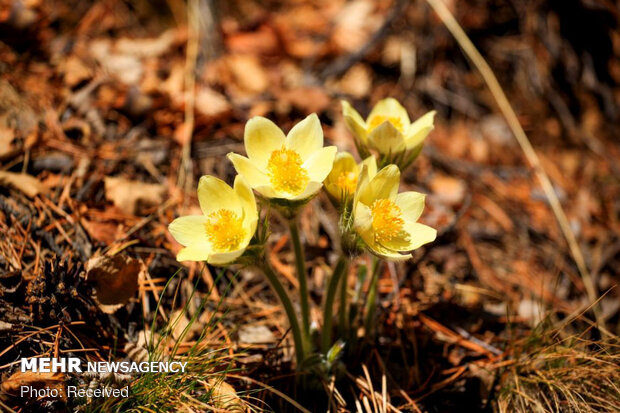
364;257;382;336
322;256;348;353
259;259;305;367
288;219;310;342
338;264;349;337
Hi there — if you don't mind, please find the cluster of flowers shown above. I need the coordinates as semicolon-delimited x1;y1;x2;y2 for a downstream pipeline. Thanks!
169;98;436;264
168;98;437;365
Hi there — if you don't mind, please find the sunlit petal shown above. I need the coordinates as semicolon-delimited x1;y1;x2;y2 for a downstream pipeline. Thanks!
359;164;400;206
227;153;270;188
197;176;242;216
234;175;258;236
405;110;435;149
367;121;406;154
368;98;410;127
168;215;209;246
285;113;323;161
342;100;368;144
208;248;246;265
302;146;337;182
395;191;426;222
244;116;286;168
177;244;211;262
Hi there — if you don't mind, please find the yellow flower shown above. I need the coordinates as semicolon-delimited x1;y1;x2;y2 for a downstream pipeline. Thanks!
227;114;337;206
342;98;435;167
353;164;436;261
324;152;377;203
168;175;258;265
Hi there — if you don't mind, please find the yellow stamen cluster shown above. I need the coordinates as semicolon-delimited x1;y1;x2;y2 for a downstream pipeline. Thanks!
370;199;404;244
205;209;246;252
267;147;309;195
368;115;404;133
335;171;358;195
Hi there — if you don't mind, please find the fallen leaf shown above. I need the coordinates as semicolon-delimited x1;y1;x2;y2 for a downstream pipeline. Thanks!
331;0;380;53
195;87;231;120
0;125;18;159
104;176;166;215
429;175;466;206
337;63;372;98
0;171;47;198
1;371;65;399
226;54;269;95
280;86;330;114
86;254;140;309
238;325;276;344
225;24;279;55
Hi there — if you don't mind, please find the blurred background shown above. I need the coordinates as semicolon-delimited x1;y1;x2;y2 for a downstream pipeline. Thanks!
0;0;619;411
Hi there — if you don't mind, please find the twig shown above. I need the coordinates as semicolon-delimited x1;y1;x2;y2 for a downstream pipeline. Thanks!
425;0;603;327
177;0;200;198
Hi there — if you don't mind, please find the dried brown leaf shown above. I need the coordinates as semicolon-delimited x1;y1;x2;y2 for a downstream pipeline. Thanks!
0;171;47;198
1;371;65;399
103;176;166;215
86;254;141;309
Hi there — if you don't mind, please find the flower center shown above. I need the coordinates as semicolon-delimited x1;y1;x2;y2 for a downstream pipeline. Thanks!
368;115;405;133
266;147;309;195
370;199;404;244
336;171;358;196
205;209;246;252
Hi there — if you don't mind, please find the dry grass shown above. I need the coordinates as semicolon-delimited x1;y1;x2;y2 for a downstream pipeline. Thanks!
497;319;620;413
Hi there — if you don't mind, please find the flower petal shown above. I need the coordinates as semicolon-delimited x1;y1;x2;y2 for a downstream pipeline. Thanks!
227;153;269;188
368;98;410;126
177;244;211;262
244;116;286;168
325;151;359;200
290;181;323;201
367;121;406;154
169;215;209;247
254;185;278;200
395;191;426;222
353;163;371;208
285;113;323;161
359;156;377;179
302;146;337;182
405;110;435;149
208;248;246;265
358;164;400;206
353;202;373;235
234;175;258;238
341;100;368;144
368;244;412;261
197;176;242;216
395;222;437;251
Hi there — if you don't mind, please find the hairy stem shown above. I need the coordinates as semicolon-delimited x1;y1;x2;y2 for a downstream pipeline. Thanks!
288;219;311;344
338;265;349;336
322;256;348;353
259;259;305;367
364;257;382;336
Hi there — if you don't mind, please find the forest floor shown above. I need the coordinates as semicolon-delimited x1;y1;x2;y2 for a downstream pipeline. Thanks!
0;0;619;411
